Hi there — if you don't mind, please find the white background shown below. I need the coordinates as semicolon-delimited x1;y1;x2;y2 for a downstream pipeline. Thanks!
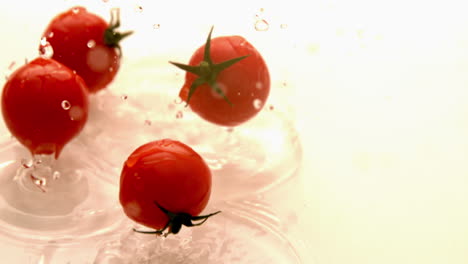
1;0;468;263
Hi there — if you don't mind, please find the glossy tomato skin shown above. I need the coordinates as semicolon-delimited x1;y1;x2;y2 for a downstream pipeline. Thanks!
119;139;212;230
2;58;89;158
41;6;119;93
179;35;270;126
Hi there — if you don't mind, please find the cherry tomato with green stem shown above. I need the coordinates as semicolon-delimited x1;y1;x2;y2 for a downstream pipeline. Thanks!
171;27;270;127
119;139;220;236
40;6;132;93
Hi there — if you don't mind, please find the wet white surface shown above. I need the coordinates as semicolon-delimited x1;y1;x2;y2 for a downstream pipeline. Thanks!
1;0;468;263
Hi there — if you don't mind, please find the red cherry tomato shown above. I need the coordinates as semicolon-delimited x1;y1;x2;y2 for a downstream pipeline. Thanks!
40;6;132;93
172;28;270;126
1;58;89;158
119;139;219;235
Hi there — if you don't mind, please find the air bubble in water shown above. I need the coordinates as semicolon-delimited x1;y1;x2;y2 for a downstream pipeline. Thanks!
136;6;143;12
39;37;54;58
153;24;160;29
176;111;183;119
121;95;128;100
109;67;114;72
72;7;80;14
253;99;263;109
47;32;54;38
255;19;269;31
87;40;96;48
61;100;71;110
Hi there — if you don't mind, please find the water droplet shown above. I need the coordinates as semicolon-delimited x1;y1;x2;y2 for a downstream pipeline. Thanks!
255;82;263;89
61;100;71;110
176;111;183;119
7;61;15;70
144;120;152;126
121;95;128;100
21;158;33;169
72;7;80;14
109;67;114;72
210;83;228;99
153;24;160;29
31;174;47;187
280;24;288;29
255;19;269;31
39;37;54;58
5;61;16;80
136;6;143;12
87;39;96;48
52;171;61;180
253;99;263;109
47;31;54;38
69;106;84;121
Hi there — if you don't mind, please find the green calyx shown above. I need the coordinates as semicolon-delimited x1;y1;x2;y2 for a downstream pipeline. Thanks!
104;8;133;56
170;26;248;106
133;202;221;237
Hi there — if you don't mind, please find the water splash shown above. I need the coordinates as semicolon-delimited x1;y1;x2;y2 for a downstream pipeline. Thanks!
94;210;301;264
39;37;54;58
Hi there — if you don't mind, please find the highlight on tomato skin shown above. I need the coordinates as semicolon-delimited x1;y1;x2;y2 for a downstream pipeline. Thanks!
40;6;132;93
173;27;271;127
1;57;89;159
119;139;220;236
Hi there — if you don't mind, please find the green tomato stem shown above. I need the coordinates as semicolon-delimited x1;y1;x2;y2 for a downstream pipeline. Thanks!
170;26;248;106
104;8;133;56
